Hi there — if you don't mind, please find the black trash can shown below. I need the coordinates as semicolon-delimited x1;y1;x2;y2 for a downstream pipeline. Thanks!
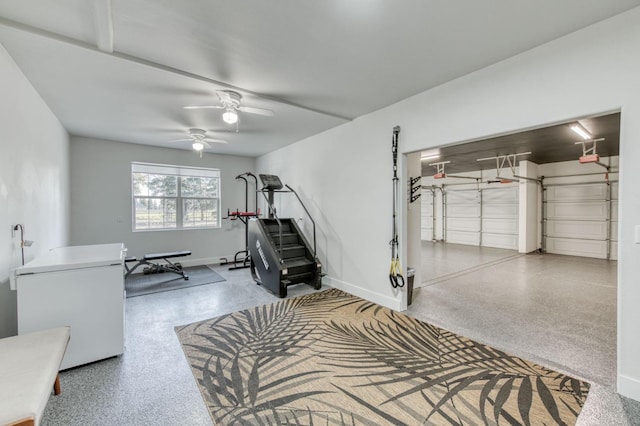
407;267;415;306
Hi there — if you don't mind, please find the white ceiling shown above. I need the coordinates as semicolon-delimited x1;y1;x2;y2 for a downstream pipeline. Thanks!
1;1;639;157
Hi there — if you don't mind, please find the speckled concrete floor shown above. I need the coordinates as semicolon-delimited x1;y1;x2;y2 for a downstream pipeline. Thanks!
41;266;319;425
420;240;520;287
410;248;640;426
41;254;640;425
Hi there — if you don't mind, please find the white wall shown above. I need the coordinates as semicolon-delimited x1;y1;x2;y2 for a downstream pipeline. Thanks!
519;161;540;253
257;7;640;400
69;137;256;265
0;43;70;338
257;120;407;310
406;152;422;300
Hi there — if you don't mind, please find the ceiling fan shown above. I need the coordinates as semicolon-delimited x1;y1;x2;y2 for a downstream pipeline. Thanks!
184;90;274;128
170;128;227;157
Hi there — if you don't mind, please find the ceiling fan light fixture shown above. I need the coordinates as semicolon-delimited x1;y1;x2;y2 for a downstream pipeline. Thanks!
192;141;204;151
222;108;238;124
570;122;592;140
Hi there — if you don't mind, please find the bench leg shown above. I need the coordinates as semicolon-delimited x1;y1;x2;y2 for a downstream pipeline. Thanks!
124;260;146;278
54;374;61;395
156;258;189;280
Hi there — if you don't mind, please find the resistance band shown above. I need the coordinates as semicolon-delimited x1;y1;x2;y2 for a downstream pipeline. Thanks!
389;125;405;288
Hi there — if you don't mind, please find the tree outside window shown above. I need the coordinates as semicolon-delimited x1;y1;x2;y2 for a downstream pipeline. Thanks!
132;163;220;231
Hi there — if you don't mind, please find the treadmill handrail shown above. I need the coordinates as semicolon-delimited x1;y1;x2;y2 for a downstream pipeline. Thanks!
258;185;318;260
284;184;317;259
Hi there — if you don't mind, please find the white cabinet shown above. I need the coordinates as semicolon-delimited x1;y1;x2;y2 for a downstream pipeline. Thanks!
11;243;126;369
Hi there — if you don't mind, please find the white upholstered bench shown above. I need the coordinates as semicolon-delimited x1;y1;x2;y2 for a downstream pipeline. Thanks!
0;327;70;426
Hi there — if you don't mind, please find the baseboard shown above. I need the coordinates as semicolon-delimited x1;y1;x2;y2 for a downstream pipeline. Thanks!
126;255;235;275
324;276;403;311
618;374;640;402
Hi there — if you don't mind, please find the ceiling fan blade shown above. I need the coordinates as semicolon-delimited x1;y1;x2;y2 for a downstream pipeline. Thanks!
183;105;224;110
203;138;228;144
238;106;274;117
169;138;192;142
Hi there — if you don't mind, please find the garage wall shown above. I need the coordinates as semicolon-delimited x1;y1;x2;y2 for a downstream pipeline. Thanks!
69;137;256;265
0;43;70;338
257;8;640;400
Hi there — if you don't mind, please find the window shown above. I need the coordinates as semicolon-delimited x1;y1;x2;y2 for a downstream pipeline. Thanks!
132;162;221;231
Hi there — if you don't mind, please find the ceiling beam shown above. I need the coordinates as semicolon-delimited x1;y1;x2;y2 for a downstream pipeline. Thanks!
0;17;352;122
92;0;114;53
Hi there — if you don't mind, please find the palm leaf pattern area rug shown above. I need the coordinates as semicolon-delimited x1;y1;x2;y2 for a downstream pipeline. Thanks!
175;288;589;425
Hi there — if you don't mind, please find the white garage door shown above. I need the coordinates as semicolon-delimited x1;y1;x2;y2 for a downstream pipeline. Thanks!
444;186;519;249
544;182;617;259
421;188;434;241
445;189;481;245
481;186;519;250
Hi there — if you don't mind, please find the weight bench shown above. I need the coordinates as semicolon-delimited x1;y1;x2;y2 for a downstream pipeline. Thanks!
0;327;70;426
124;250;192;280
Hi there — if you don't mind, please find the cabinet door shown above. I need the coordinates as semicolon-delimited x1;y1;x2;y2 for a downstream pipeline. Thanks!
17;264;124;369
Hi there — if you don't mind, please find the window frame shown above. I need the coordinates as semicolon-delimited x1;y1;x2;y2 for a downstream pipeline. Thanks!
131;162;221;232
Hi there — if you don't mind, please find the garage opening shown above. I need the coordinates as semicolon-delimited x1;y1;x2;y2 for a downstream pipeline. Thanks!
409;111;620;387
418;112;619;285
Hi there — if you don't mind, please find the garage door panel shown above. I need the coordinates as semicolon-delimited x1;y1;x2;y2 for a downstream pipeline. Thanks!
447;204;480;218
546;184;608;201
446;191;479;204
611;220;618;242
447;230;480;246
611;182;618;200
482;187;518;203
481;187;518;249
546;201;608;221
482;233;518;250
482;218;518;234
447;218;480;232
483;203;518;218
546;220;608;240
611;200;618;221
546;237;608;259
443;187;518;248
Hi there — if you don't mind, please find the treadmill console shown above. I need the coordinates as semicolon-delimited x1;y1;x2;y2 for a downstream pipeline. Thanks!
259;174;283;190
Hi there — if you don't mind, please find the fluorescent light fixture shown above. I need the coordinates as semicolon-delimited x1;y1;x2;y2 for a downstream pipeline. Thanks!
192;141;204;151
420;149;440;161
222;108;238;124
570;123;591;140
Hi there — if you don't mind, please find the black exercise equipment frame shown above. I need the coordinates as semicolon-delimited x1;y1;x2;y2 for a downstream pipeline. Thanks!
222;172;259;270
248;174;322;298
